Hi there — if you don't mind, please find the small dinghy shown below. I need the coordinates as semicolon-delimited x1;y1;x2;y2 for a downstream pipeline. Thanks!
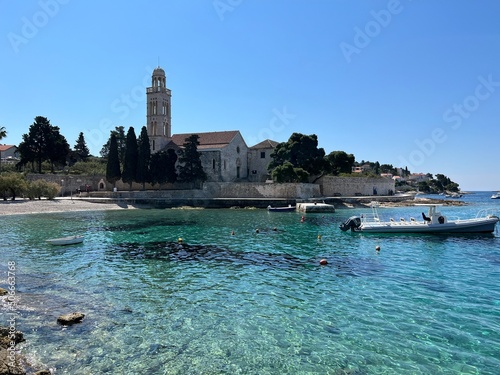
46;235;84;246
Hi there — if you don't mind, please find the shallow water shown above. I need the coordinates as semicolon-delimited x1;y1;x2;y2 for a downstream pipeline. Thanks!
1;192;499;374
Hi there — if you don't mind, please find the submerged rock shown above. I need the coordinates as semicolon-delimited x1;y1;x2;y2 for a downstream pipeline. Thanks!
57;312;85;325
0;325;26;375
0;288;7;296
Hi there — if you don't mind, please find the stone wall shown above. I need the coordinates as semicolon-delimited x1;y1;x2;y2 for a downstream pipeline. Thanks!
28;174;394;199
207;182;320;199
318;176;395;196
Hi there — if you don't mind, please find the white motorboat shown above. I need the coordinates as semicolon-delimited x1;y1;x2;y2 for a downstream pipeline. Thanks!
491;192;500;199
46;235;84;245
339;204;499;234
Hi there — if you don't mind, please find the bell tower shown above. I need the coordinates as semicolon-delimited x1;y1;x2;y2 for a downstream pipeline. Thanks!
146;66;172;152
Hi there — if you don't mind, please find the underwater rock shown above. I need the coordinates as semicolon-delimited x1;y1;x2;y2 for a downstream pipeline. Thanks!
0;288;7;296
0;325;26;375
57;312;85;325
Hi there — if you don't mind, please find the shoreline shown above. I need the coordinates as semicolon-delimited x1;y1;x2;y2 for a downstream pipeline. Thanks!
0;198;132;216
0;195;466;217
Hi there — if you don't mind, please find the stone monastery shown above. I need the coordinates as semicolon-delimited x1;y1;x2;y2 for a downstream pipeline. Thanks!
145;66;276;183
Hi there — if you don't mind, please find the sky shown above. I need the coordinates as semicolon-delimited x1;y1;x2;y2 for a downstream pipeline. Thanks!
1;0;500;191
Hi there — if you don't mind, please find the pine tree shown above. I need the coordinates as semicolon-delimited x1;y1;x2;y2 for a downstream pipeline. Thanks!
122;127;138;190
136;126;151;190
74;132;90;161
106;133;121;188
178;134;206;186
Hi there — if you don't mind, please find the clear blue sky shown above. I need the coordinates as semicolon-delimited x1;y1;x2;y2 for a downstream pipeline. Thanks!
1;0;500;191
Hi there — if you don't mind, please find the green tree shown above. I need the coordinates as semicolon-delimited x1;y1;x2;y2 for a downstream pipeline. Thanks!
271;161;309;183
122;127;138;190
177;134;206;186
106;133;121;188
268;133;327;181
327;151;355;175
136;126;151;190
74;132;90;162
100;126;126;164
26;179;60;200
17;116;69;173
0;173;27;200
150;149;178;188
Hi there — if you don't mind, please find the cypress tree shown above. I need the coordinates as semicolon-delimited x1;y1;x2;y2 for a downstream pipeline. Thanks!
136;126;151;190
178;134;206;186
106;133;121;188
74;132;90;161
122;127;138;190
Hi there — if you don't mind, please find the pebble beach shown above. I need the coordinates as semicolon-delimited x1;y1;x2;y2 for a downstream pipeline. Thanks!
0;198;130;216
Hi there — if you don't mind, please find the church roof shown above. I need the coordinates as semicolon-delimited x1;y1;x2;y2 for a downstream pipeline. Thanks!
249;139;279;149
171;130;241;150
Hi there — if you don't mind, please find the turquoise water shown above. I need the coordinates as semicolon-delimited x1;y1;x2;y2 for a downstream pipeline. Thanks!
1;192;500;374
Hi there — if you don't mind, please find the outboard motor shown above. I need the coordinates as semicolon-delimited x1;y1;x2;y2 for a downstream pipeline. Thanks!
339;216;362;231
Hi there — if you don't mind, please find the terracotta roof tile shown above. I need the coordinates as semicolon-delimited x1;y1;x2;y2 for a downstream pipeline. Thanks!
249;139;279;149
171;131;240;148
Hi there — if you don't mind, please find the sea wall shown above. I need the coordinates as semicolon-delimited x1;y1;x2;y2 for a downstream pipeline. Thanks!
28;174;394;199
318;176;395;196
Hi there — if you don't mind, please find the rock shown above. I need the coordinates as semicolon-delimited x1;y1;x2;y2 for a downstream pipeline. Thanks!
57;312;85;325
0;327;24;349
34;371;51;375
0;288;7;296
0;348;25;375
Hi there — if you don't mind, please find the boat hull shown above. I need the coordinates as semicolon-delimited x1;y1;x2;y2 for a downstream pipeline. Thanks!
267;206;296;212
359;217;499;234
46;235;84;245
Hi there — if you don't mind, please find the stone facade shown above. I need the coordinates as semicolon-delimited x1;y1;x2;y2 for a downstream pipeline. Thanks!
318;176;395;196
247;139;278;182
171;131;248;182
146;67;172;152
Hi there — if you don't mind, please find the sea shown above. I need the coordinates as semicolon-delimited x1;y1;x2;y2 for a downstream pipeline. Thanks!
1;191;499;374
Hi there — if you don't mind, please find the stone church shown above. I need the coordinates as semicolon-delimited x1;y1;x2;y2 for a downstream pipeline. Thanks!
145;67;275;183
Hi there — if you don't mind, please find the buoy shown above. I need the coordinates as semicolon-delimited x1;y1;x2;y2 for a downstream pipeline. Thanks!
320;259;328;265
317;234;322;240
255;229;260;233
301;216;305;222
375;245;380;251
178;238;183;243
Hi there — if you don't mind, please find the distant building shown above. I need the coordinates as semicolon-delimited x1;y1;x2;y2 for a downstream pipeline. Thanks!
407;173;430;184
0;145;19;163
247;139;278;182
144;67;274;182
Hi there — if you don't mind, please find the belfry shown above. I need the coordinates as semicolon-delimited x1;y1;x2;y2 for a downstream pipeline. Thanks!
146;66;171;152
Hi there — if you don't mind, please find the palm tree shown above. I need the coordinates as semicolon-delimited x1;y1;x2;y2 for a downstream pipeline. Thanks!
0;126;6;172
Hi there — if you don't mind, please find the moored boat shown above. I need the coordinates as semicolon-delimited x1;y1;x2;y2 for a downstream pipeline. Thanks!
339;204;499;234
267;205;296;212
46;235;84;245
491;192;500;199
